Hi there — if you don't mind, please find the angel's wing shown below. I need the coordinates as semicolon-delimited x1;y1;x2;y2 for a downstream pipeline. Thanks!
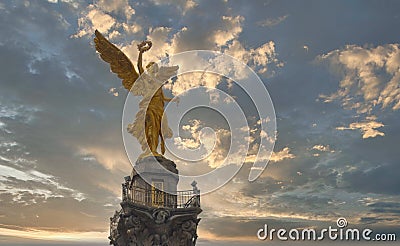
135;65;179;97
94;30;139;91
155;65;179;83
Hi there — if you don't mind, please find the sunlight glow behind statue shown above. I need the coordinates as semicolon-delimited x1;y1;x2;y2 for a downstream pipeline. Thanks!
94;30;276;190
94;30;179;159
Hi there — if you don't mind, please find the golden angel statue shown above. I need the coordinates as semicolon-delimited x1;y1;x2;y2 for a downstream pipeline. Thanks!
94;30;179;158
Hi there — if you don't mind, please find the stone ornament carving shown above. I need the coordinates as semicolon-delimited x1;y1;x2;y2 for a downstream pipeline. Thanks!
109;202;201;246
153;208;170;224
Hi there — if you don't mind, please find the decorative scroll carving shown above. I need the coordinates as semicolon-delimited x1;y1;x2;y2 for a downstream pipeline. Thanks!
109;202;201;246
153;208;170;224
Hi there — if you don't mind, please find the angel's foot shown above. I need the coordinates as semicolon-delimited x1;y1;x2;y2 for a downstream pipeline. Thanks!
138;151;162;160
151;151;162;157
138;151;152;159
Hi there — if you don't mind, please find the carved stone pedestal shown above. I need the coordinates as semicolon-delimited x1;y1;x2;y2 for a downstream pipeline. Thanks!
109;156;202;246
110;202;201;246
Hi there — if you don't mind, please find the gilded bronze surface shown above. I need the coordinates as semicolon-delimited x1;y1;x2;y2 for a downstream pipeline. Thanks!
94;30;179;158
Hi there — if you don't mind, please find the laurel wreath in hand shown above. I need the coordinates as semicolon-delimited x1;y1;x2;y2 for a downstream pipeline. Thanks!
137;40;152;53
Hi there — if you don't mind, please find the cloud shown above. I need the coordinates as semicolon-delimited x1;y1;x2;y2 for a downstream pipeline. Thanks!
270;147;295;162
3;0;400;243
341;163;400;195
95;0;135;18
108;87;119;97
245;146;294;164
224;40;281;75
73;0;138;38
311;144;333;152
213;15;244;46
318;44;400;114
0;1;134;238
0;165;85;203
336;118;385;139
174;119;203;150
76;2;281;97
257;15;289;27
0;104;40;127
0;226;106;242
172;118;232;170
168;72;224;96
77;145;130;171
74;5;117;38
317;44;400;139
149;0;198;15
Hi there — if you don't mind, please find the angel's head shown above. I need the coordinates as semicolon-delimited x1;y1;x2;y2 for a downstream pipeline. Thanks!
146;62;159;74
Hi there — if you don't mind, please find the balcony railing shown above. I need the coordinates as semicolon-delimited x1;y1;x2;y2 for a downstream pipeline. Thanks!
122;181;200;209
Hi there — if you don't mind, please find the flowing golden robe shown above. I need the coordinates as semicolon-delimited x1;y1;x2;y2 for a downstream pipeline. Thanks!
128;87;173;157
94;30;177;159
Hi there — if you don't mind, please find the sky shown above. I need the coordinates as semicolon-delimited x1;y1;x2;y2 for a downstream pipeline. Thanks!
0;0;400;245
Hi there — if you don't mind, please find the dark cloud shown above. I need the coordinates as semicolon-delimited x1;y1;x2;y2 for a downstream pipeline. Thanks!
0;0;129;236
1;0;399;244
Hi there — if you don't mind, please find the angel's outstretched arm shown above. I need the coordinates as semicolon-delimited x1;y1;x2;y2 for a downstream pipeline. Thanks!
137;50;144;74
137;41;152;75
